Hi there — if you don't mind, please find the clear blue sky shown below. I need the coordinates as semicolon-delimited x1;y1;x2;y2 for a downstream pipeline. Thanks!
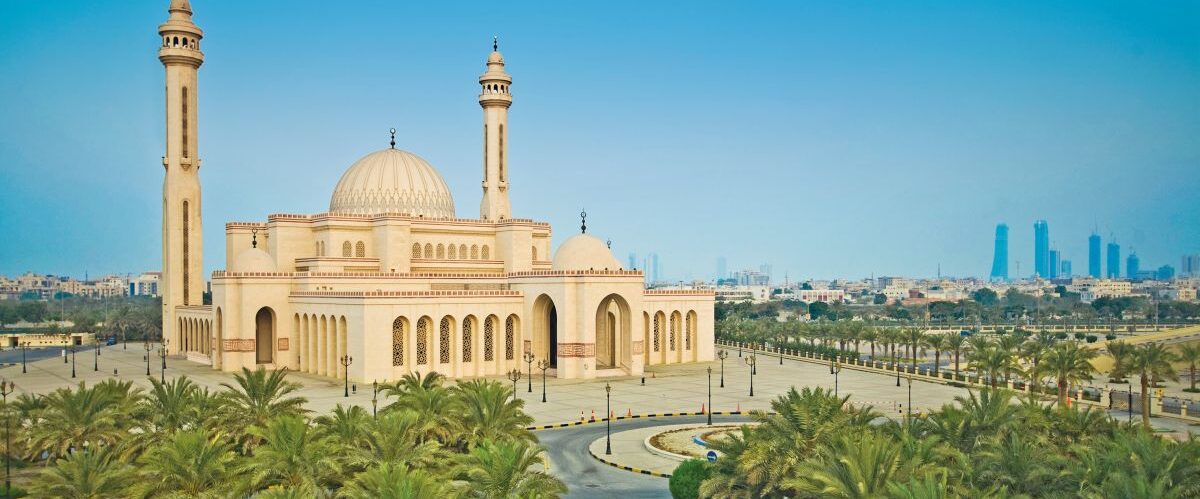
1;1;1197;281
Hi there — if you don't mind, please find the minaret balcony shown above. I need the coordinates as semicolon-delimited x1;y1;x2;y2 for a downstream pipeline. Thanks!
478;94;512;107
159;48;204;67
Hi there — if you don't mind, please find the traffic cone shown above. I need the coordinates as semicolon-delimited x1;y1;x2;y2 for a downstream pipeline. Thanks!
610;410;614;420
627;408;632;417
580;411;585;422
701;403;706;414
736;402;741;413
590;409;596;422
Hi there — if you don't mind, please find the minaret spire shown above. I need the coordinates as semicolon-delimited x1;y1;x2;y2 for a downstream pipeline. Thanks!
159;0;205;356
479;39;513;221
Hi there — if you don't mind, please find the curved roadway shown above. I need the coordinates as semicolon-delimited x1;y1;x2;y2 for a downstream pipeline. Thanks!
536;414;751;498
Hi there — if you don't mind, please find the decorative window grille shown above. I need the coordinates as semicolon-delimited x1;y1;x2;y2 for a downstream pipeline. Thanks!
504;316;515;360
416;318;429;365
482;245;491;260
669;314;678;351
462;319;473;362
355;241;365;257
459;244;467;259
484;318;495;361
342;241;352;257
653;315;661;352
439;317;451;364
437;244;445;259
685;314;693;350
471;245;479;259
424;244;433;258
448;245;457;259
391;317;404;366
412;244;421;259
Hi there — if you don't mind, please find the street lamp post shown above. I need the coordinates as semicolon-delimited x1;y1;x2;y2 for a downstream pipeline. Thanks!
94;340;99;372
1;379;13;499
506;369;522;402
537;359;550;403
144;340;152;376
717;349;728;388
69;343;77;379
339;356;353;397
161;339;169;372
371;380;378;418
832;357;842;397
707;367;713;425
745;350;757;397
778;336;784;365
19;343;26;374
158;345;167;383
605;382;613;455
523;351;534;393
906;374;913;424
1128;382;1133;423
62;334;69;364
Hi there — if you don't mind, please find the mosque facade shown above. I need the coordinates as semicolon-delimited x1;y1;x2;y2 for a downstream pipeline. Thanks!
159;0;714;382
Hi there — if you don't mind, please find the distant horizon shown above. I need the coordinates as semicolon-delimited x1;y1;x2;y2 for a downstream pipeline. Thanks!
2;1;1197;281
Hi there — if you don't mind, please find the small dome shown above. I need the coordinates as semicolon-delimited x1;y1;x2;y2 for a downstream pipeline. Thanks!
552;234;622;271
488;51;503;63
329;148;455;218
234;247;276;273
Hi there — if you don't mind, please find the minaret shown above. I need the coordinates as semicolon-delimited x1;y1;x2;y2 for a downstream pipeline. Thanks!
158;0;204;353
479;37;513;221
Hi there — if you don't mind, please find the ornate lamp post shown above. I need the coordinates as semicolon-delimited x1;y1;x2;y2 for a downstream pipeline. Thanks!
62;333;69;364
339;356;353;397
371;380;379;418
745;350;757;397
906;374;913;424
523;351;535;392
833;357;842;397
506;369;522;402
717;349;728;388
1;379;13;499
69;342;77;379
144;340;152;376
157;345;168;383
537;359;550;403
94;338;100;372
706;367;713;425
778;334;785;365
18;342;27;374
605;382;613;455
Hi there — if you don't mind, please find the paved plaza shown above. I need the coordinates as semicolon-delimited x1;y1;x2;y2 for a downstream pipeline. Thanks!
2;342;972;424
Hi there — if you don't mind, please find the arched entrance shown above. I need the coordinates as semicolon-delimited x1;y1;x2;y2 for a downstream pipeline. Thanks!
533;295;558;368
595;294;632;370
255;307;275;364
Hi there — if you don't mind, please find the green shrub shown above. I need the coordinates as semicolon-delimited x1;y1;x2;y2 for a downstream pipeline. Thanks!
1105;333;1117;341
1055;332;1069;340
1073;332;1086;340
670;459;709;499
1085;335;1098;343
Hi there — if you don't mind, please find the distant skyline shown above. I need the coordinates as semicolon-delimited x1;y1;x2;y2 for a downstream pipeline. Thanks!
1;1;1198;281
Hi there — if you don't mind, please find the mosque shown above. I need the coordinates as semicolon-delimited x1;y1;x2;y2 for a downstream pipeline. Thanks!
157;0;714;382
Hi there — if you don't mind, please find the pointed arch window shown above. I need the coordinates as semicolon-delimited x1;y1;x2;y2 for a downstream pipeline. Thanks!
181;87;188;158
182;200;190;304
462;318;473;362
504;315;515;360
412;243;421;259
416;317;430;365
342;241;352;257
391;317;405;366
355;241;365;258
484;317;495;361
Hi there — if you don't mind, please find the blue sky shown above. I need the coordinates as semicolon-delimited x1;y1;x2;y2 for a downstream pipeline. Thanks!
1;0;1197;281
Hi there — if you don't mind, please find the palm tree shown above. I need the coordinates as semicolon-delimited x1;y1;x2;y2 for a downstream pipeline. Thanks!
944;333;967;380
1106;341;1135;383
904;327;925;372
697;426;756;499
923;334;947;376
134;429;238;498
315;404;371;449
973;431;1068;495
144;375;201;435
456;439;566;498
29;448;133;498
349;410;442;471
786;431;906;498
1126;343;1179;428
339;463;455;499
383;372;458;444
969;346;1015;389
861;327;879;361
453;379;534;447
220;368;308;448
1176;343;1200;392
28;383;127;460
241;415;343;496
1042;341;1098;406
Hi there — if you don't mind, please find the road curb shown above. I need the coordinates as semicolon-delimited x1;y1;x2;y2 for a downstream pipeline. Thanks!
588;446;674;478
527;410;752;431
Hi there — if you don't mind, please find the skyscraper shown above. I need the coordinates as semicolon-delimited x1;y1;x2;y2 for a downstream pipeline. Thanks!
1106;242;1121;278
1033;220;1050;278
1126;252;1139;279
1061;260;1073;279
1088;233;1102;278
1049;250;1061;279
989;223;1009;281
1182;254;1200;277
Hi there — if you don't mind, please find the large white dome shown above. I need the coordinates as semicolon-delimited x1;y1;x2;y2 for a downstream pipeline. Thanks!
552;234;623;271
329;148;455;218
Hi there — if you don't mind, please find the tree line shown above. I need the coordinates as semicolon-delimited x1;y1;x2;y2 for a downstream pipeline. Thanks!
0;369;565;498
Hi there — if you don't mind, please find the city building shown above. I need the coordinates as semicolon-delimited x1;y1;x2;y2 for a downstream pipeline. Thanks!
1182;254;1200;277
1049;249;1061;279
1126;252;1140;279
713;285;770;303
1157;265;1176;281
130;272;161;297
1088;233;1102;278
989;223;1008;281
1034;220;1050;278
716;256;726;281
1061;260;1073;279
1106;241;1121;278
1074;279;1133;304
155;1;713;381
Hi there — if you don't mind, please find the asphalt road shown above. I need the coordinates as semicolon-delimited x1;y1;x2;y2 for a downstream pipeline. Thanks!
536;414;751;499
